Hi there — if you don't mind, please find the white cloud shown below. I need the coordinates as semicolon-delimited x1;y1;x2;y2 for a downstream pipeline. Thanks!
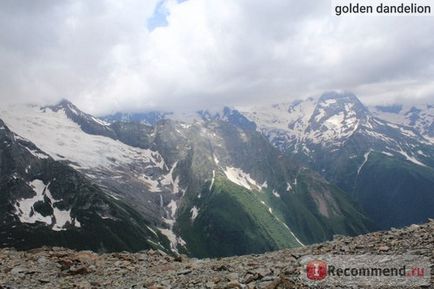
0;0;433;115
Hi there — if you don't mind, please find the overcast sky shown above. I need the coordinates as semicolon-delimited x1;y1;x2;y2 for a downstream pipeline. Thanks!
0;0;433;115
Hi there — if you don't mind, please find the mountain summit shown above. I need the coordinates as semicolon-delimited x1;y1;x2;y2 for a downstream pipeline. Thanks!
239;92;434;229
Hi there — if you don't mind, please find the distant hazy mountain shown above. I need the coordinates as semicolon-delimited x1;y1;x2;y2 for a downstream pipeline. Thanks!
371;103;434;139
239;92;434;229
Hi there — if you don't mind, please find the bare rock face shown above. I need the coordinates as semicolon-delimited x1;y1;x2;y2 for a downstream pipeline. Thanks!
0;220;432;289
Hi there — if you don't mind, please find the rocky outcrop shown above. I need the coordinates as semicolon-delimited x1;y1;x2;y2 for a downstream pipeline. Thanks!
0;219;432;289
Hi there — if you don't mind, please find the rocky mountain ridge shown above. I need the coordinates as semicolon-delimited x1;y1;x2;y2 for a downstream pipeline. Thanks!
0;219;432;289
100;92;434;230
238;92;434;230
0;101;372;257
0;119;166;252
371;103;434;139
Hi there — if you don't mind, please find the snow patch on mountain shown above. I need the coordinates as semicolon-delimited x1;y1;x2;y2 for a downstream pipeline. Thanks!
167;200;177;219
157;189;186;253
257;198;304;247
157;227;186;253
138;163;181;194
357;150;372;175
190;206;199;222
272;190;281;198
139;174;161;193
213;154;220;165
14;180;80;231
325;112;345;128
224;167;261;191
161;162;180;194
381;151;394;157
14;180;52;225
321;99;337;106
52;208;78;231
286;182;292;191
209;170;215;191
91;116;110;126
398;148;427;167
24;147;49;159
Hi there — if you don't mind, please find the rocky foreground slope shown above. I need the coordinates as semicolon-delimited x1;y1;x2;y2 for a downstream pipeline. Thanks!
0;220;433;289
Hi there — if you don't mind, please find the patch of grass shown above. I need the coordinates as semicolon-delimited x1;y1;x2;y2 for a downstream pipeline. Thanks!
177;177;300;258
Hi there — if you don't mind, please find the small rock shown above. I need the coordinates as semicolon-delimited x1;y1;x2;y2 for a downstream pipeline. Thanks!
224;281;243;289
37;256;48;265
212;264;231;271
227;272;239;282
379;245;390;252
68;265;92;275
176;269;192;275
58;258;74;270
10;266;27;275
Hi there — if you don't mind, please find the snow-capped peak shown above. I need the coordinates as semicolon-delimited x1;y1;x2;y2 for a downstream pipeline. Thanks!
303;92;369;145
371;104;434;139
44;99;114;138
239;91;369;149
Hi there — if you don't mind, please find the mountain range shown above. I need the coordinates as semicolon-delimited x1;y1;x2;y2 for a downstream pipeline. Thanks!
0;91;433;258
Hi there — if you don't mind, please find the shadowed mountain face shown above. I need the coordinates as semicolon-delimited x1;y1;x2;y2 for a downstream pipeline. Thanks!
0;119;167;252
0;101;373;257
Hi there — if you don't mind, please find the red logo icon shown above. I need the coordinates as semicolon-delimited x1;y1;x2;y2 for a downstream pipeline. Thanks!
306;260;327;280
